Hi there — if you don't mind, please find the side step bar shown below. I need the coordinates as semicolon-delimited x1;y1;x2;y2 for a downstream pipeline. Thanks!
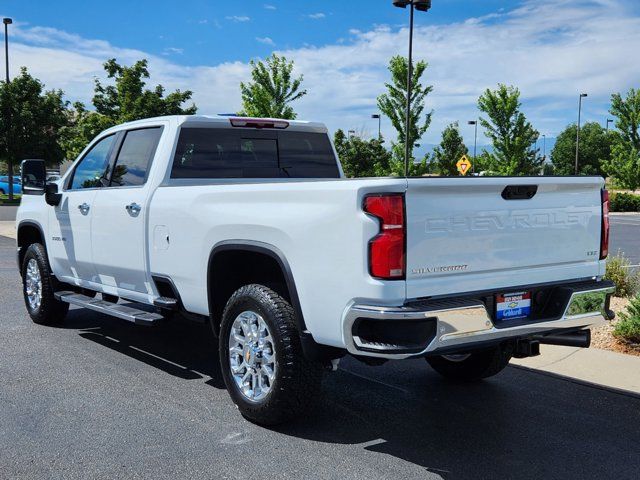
54;291;164;326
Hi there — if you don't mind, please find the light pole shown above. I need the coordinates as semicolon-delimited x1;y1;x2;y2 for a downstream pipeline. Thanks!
575;93;587;175
393;0;431;177
371;114;381;140
3;17;12;200
468;120;478;174
606;118;613;133
542;134;547;162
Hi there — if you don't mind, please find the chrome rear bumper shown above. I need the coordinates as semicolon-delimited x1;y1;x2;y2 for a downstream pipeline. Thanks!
343;281;616;359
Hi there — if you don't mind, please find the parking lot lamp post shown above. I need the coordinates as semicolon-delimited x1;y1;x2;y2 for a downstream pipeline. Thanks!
606;118;613;133
371;114;382;140
575;93;587;175
393;0;432;177
467;120;478;173
3;18;13;200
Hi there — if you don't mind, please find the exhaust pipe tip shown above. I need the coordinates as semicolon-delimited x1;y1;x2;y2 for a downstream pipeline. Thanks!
534;329;591;349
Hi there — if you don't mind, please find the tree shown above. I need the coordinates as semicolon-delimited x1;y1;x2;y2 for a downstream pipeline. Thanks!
603;88;640;190
240;54;306;120
603;143;640;190
478;84;542;175
333;129;391;178
0;67;69;198
377;56;433;168
432;122;468;176
62;58;197;160
610;88;640;150
551;122;611;176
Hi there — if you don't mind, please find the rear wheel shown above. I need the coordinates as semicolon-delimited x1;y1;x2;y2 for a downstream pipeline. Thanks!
426;344;513;381
219;284;323;425
22;243;69;325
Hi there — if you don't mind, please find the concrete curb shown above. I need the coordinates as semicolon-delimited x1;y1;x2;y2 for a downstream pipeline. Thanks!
512;344;640;395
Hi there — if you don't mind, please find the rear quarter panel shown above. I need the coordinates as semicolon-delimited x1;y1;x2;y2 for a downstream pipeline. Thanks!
148;178;408;347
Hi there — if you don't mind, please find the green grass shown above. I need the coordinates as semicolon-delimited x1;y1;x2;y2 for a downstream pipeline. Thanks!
0;194;21;205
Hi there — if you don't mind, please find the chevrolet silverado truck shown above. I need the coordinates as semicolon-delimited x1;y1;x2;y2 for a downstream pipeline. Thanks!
16;115;615;425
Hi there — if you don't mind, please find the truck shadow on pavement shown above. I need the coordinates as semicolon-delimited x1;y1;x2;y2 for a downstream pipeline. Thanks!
63;308;226;388
62;308;640;480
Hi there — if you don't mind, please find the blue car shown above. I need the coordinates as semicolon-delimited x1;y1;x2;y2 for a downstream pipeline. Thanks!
0;176;22;195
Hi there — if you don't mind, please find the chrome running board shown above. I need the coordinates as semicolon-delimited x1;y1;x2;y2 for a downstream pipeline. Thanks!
54;291;163;326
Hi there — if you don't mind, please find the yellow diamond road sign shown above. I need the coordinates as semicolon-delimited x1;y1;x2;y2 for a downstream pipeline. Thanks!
457;155;472;176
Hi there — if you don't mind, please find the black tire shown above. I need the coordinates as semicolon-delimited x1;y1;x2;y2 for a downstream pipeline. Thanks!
21;243;69;325
426;344;513;382
219;284;323;426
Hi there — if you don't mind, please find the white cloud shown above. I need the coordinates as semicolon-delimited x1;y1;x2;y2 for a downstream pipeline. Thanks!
264;4;276;10
225;15;250;23
256;37;275;46
162;47;184;56
7;0;640;145
306;13;326;20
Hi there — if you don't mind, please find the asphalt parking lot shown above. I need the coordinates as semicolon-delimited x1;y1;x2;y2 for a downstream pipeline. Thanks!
1;234;640;478
0;205;18;221
610;213;640;266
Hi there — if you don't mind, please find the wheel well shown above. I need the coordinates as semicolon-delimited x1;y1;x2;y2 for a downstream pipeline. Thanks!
208;249;293;336
17;224;44;268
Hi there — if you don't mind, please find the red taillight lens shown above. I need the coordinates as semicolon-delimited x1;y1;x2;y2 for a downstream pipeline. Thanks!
601;189;610;260
364;194;405;280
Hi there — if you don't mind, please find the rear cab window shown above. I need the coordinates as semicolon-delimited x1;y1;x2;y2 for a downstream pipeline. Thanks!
111;127;163;187
170;128;340;179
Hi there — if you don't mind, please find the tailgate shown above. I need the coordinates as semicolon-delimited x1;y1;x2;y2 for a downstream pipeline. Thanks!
404;177;605;299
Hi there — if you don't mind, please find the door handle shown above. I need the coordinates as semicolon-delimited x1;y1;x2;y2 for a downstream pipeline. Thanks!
78;203;90;215
125;202;142;216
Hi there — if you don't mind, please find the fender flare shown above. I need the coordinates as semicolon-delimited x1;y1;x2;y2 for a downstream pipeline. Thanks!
207;240;308;335
16;220;47;271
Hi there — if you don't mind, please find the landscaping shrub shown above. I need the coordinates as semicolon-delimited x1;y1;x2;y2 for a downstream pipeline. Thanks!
613;294;640;343
604;252;640;297
609;192;640;212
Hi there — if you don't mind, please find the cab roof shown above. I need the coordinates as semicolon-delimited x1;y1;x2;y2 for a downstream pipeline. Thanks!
103;115;328;134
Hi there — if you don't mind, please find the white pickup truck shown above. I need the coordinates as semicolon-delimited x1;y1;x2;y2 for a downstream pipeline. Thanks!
17;115;615;425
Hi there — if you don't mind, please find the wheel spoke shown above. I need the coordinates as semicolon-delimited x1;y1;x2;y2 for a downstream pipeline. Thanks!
228;309;277;402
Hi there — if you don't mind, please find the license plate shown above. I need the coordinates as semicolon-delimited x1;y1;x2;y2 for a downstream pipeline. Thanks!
496;292;532;320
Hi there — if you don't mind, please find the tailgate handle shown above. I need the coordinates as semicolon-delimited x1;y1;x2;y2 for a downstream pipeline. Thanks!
502;185;538;200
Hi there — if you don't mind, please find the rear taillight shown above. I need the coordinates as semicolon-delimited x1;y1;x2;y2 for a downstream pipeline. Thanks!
363;194;405;280
600;189;610;260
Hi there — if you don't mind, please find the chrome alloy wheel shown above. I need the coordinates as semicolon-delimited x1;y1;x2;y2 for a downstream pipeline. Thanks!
228;310;277;402
25;258;43;311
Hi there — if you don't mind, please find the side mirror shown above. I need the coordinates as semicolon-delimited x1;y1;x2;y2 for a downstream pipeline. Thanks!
45;182;62;207
21;159;46;195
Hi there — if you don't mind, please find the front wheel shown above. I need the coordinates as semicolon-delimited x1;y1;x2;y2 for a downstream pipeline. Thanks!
426;344;513;382
22;243;69;325
219;284;323;425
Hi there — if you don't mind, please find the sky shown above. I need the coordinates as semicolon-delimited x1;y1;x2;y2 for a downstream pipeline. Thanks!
2;0;640;151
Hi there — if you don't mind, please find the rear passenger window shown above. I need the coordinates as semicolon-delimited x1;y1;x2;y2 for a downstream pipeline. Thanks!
171;127;340;179
111;128;162;187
